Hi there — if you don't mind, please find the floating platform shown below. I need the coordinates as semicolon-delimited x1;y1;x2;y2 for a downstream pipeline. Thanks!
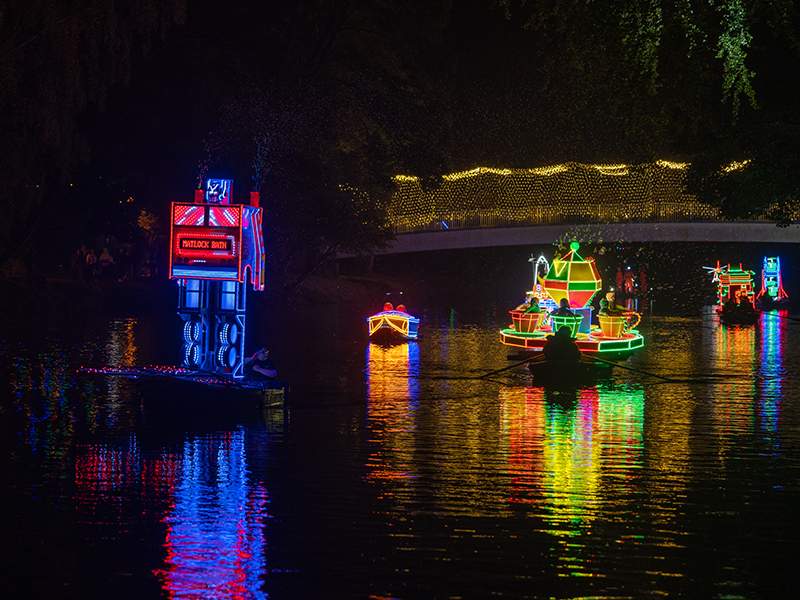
500;324;644;361
80;365;287;408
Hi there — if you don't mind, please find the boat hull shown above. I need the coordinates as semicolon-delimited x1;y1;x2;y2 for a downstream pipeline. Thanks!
500;325;644;361
718;309;758;325
527;358;614;387
368;310;420;342
80;365;287;408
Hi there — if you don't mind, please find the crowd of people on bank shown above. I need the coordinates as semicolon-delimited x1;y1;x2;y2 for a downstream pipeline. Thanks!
70;241;161;282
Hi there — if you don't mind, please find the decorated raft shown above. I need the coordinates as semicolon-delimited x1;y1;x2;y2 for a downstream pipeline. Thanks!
80;365;287;407
705;261;759;325
500;242;644;361
368;301;420;343
80;178;287;408
526;356;614;388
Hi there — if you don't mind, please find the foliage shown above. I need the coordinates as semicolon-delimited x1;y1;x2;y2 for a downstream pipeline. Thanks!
0;0;186;269
193;1;456;292
686;122;800;224
496;0;800;220
136;209;162;245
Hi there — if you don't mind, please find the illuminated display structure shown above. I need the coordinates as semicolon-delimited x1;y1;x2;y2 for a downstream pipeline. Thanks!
170;179;266;378
500;243;644;360
368;302;420;343
706;261;756;307
756;256;788;305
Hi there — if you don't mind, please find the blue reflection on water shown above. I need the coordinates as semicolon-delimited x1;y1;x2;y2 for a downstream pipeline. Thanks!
74;428;271;599
158;429;269;599
758;311;784;434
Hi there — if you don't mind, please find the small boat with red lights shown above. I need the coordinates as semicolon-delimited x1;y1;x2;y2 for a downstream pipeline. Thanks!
368;301;420;343
500;242;645;361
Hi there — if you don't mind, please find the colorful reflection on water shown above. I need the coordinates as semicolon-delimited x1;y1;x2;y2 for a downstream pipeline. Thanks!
758;310;786;434
499;384;645;568
75;429;272;599
3;303;800;599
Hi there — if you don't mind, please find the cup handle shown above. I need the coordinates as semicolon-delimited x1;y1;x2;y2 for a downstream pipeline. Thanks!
626;312;641;330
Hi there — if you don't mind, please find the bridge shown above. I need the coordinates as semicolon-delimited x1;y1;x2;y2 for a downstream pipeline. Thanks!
379;161;800;254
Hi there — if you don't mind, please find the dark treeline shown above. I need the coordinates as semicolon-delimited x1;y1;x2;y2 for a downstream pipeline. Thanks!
3;0;799;289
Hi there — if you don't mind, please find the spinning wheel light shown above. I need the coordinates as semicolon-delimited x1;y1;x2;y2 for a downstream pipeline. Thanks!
183;342;201;367
218;322;239;345
183;320;202;344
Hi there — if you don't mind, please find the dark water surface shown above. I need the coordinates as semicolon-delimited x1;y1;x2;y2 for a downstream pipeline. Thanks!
2;301;799;599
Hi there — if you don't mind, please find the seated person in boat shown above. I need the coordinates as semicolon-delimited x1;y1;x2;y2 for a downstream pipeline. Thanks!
514;293;538;312
543;326;583;362
244;347;277;381
738;294;755;312
550;298;575;316
524;298;541;314
604;291;628;315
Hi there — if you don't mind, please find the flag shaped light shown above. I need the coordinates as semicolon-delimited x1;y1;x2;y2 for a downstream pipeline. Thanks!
542;242;602;308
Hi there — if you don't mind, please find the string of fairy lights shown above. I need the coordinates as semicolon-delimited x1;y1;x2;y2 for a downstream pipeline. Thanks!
389;161;728;233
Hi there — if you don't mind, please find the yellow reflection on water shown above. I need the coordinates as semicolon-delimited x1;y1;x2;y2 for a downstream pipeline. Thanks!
710;321;757;450
364;342;420;488
104;318;139;411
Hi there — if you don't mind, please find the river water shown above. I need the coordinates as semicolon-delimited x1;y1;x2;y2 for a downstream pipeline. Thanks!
1;298;799;600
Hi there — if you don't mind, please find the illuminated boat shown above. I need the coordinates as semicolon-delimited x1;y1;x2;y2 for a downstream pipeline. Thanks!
500;242;644;361
368;302;420;343
756;256;788;307
705;261;758;324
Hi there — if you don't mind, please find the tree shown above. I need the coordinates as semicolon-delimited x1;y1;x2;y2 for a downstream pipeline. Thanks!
496;0;800;221
193;1;456;292
0;0;186;269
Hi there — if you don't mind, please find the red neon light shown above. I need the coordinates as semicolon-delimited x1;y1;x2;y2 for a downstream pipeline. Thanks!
174;205;205;226
208;206;241;227
174;232;237;258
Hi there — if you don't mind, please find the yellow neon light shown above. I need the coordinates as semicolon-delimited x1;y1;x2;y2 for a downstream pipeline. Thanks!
369;316;410;336
655;160;690;170
722;159;752;173
389;160;726;232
